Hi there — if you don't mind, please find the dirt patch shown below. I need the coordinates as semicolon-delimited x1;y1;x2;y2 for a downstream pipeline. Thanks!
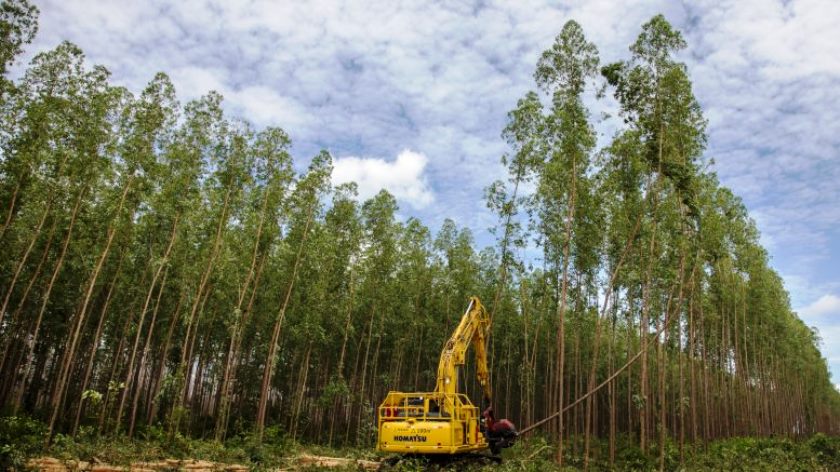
28;456;380;471
296;454;379;470
27;457;249;472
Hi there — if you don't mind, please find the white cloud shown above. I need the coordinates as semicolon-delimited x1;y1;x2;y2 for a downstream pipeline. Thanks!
798;294;840;319
227;86;312;132
168;70;310;132
332;149;434;209
169;66;228;97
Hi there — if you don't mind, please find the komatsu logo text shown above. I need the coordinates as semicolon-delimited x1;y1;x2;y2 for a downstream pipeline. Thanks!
394;435;427;442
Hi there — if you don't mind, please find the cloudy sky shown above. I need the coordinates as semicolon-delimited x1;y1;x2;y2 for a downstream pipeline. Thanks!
17;0;840;383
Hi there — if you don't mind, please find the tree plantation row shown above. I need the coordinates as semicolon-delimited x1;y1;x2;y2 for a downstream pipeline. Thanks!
0;1;837;469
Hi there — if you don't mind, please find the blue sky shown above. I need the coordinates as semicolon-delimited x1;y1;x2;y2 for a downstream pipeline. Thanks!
18;0;840;385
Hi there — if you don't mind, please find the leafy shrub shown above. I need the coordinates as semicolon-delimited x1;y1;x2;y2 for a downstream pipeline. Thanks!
2;413;838;472
0;415;47;469
617;443;655;471
807;433;839;469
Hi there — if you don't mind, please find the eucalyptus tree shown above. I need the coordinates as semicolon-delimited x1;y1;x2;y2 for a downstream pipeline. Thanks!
0;0;38;235
322;183;363;445
594;126;649;453
484;92;541;430
528;20;602;465
46;71;179;441
350;190;400;445
0;0;36;77
166;93;254;435
213;126;294;440
394;218;435;390
283;218;332;440
128;93;219;431
255;151;332;440
602;16;705;461
486;91;540;315
115;73;182;384
7;43;121;413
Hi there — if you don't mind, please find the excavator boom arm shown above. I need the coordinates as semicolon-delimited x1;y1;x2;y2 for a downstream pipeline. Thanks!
434;296;493;403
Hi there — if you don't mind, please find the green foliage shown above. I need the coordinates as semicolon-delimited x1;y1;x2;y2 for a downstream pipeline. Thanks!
0;0;38;76
806;433;840;467
318;378;351;408
681;436;832;472
0;415;296;468
0;415;45;469
80;390;103;411
1;416;838;471
491;436;840;472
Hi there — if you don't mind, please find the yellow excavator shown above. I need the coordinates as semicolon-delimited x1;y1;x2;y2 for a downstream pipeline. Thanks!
376;296;517;462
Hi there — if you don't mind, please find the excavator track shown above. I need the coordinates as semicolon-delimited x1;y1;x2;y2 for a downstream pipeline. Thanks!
377;453;502;471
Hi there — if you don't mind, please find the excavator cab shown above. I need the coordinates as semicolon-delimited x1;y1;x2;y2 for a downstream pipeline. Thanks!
376;297;517;458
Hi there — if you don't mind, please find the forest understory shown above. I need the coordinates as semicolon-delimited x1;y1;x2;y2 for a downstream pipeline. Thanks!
4;415;840;471
1;0;839;470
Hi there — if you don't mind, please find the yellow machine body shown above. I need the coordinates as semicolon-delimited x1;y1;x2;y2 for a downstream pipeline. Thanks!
377;391;487;454
377;297;493;455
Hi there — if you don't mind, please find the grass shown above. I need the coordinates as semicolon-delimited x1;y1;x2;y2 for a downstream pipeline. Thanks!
2;415;838;471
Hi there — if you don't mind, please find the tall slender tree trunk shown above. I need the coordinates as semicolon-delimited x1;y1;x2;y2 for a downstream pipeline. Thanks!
14;187;86;412
147;290;185;427
216;188;272;440
0;216;57;380
98;309;134;432
255;205;316;440
48;179;134;441
354;306;376;445
291;341;313;441
583;231;640;469
170;190;232;435
72;252;126;434
639;174;662;453
128;266;171;436
0;182;21;240
555;156;576;465
117;214;179;435
608;301;617;465
658;253;685;471
0;200;53;325
330;271;355;446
